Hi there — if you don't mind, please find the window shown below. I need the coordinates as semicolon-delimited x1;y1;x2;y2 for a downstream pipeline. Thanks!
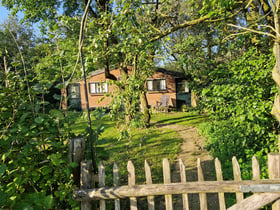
177;80;189;93
89;82;108;94
68;84;80;99
147;79;166;91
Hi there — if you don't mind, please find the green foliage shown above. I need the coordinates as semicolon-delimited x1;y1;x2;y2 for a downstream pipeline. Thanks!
0;107;81;209
199;47;278;179
0;17;82;209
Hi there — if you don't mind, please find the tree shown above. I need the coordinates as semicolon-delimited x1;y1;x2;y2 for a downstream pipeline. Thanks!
1;0;246;127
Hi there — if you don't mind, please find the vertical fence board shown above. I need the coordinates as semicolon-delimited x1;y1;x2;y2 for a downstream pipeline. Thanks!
145;160;155;210
232;157;244;203
179;159;189;210
128;161;137;210
197;158;207;210
268;153;280;210
113;163;121;210
252;156;260;210
252;156;260;180
99;162;106;210
215;158;226;210
81;161;92;210
163;158;173;210
69;138;85;187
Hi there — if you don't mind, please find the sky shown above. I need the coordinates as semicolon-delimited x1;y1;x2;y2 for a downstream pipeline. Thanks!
0;5;41;36
0;6;10;24
0;5;25;24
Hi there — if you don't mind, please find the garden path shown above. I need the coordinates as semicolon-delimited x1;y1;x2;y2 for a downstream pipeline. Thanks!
157;123;219;210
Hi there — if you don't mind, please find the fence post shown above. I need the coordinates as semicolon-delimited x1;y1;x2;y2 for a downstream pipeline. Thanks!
145;160;155;210
99;161;106;210
113;163;121;210
163;158;173;210
81;161;92;210
268;153;280;210
69;137;85;187
128;161;137;210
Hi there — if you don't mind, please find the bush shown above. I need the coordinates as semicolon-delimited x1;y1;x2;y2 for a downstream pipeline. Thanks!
199;47;278;179
0;107;81;209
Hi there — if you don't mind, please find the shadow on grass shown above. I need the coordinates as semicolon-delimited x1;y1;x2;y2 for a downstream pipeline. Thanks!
151;113;207;127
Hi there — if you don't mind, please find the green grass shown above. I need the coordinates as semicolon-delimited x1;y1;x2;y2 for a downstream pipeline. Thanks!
151;111;208;127
68;110;207;186
66;110;207;208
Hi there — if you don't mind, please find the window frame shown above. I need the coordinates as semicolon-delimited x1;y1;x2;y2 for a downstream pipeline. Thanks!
89;82;108;94
147;78;167;91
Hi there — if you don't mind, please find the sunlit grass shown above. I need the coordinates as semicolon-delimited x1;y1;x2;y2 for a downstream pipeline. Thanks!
69;110;207;186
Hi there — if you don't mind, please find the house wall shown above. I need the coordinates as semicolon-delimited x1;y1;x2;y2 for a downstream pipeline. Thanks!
146;71;177;107
63;68;180;110
80;69;121;109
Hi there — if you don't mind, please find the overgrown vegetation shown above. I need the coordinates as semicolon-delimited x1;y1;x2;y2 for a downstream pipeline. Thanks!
198;46;278;179
2;0;280;208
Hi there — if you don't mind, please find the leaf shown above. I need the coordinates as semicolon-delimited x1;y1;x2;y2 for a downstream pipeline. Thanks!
53;94;61;100
35;116;44;124
0;164;7;177
69;162;79;168
48;153;63;166
0;190;7;206
50;109;64;120
20;113;30;123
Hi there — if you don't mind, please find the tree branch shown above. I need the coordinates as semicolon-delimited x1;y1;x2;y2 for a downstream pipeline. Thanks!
150;15;210;42
84;0;98;18
79;0;97;173
5;26;35;116
227;23;276;39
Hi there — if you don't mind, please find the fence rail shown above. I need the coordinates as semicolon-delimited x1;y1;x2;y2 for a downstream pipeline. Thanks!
73;153;280;210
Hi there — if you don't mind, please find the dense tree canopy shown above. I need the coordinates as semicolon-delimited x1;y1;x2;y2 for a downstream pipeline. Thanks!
1;0;280;208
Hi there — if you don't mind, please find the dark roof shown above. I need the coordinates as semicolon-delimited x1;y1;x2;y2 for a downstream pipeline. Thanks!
88;68;108;77
87;66;188;79
155;68;188;79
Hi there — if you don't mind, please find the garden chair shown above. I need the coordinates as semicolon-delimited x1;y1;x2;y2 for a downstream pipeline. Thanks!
156;95;170;113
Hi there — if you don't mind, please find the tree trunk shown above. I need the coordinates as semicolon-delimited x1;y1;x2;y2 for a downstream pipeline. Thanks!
270;1;280;151
191;91;199;108
140;91;150;127
3;55;9;88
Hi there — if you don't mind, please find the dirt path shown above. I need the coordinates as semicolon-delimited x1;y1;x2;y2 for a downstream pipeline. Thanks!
157;123;219;210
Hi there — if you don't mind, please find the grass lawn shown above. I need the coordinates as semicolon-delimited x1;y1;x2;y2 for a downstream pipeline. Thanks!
68;110;207;186
94;111;207;185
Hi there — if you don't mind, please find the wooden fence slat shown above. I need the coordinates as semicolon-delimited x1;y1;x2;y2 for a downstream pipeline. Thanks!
252;156;260;180
69;138;85;187
252;156;260;210
145;160;155;210
215;158;226;210
128;161;137;210
75;154;280;210
99;162;106;210
163;158;173;210
269;153;280;210
179;159;189;210
113;163;121;210
81;161;92;210
197;158;207;210
73;180;280;200
232;156;244;202
228;193;280;210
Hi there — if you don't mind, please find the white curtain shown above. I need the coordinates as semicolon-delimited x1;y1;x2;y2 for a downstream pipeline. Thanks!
160;79;166;90
147;80;153;90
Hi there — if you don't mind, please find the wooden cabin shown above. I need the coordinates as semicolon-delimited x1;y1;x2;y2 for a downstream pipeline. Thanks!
62;67;192;110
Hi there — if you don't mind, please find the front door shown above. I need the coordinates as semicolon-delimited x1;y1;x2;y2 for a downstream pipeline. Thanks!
67;84;81;110
176;79;191;108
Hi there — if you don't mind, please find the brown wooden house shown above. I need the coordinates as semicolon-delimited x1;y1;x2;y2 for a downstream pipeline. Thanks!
62;67;191;110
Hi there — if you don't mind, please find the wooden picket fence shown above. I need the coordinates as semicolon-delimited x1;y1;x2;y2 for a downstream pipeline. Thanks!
73;153;280;210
